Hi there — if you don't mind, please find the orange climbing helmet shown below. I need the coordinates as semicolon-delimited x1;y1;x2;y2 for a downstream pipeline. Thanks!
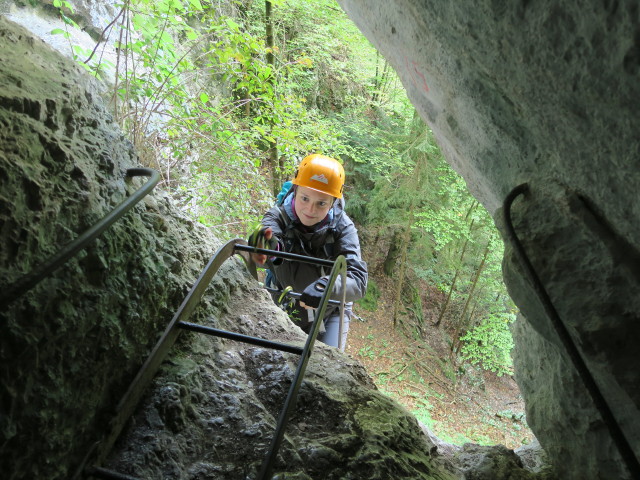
292;154;345;198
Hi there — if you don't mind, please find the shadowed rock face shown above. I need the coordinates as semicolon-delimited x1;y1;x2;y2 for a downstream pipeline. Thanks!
338;1;640;478
0;16;228;479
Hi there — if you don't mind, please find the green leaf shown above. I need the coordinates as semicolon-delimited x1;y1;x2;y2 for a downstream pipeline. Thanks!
189;0;204;10
72;44;88;56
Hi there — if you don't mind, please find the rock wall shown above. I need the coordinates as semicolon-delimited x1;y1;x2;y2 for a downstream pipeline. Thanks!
0;15;228;479
337;1;640;479
0;16;554;480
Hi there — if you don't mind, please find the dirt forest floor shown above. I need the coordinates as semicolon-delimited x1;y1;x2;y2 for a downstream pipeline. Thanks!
344;273;536;450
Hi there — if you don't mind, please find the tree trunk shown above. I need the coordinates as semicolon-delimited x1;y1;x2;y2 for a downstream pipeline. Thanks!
371;51;389;104
372;51;380;104
435;220;475;328
265;1;279;195
392;205;414;327
435;258;460;328
451;241;490;355
389;125;425;328
383;229;401;276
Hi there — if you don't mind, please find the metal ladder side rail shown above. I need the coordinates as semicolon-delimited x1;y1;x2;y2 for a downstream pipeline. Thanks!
503;183;640;478
1;168;160;306
83;240;341;479
86;238;251;471
257;255;347;480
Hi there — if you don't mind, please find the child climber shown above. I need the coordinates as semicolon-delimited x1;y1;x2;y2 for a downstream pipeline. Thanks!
248;154;368;351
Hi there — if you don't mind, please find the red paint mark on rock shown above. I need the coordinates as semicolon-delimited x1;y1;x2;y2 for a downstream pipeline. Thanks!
404;56;430;93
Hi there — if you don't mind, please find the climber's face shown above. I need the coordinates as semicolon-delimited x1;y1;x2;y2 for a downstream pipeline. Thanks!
295;186;334;226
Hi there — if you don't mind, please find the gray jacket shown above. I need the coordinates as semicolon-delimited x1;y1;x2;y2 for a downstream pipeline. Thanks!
262;194;367;303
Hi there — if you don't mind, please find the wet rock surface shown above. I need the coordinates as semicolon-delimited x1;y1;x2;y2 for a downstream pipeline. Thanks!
105;323;447;479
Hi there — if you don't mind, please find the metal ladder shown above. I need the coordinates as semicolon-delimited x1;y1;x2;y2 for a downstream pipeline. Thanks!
79;239;347;480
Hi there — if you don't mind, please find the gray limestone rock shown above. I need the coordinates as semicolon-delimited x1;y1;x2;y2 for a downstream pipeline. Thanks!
338;1;640;478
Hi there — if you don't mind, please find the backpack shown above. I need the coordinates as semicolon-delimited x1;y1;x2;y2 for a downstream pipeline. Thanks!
276;181;293;206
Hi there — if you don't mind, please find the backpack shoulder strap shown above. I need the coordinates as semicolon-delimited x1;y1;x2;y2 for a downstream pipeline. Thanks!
277;204;292;229
323;227;336;257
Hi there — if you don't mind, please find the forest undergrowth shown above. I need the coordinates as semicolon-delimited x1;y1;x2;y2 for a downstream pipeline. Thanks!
345;231;536;450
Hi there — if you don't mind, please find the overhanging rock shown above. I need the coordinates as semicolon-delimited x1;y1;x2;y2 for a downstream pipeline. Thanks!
337;1;640;478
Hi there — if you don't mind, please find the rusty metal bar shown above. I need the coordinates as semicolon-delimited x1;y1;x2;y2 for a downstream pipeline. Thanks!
503;183;640;478
234;243;334;267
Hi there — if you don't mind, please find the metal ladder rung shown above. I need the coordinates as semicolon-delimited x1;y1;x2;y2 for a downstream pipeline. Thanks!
176;321;304;355
264;287;342;306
